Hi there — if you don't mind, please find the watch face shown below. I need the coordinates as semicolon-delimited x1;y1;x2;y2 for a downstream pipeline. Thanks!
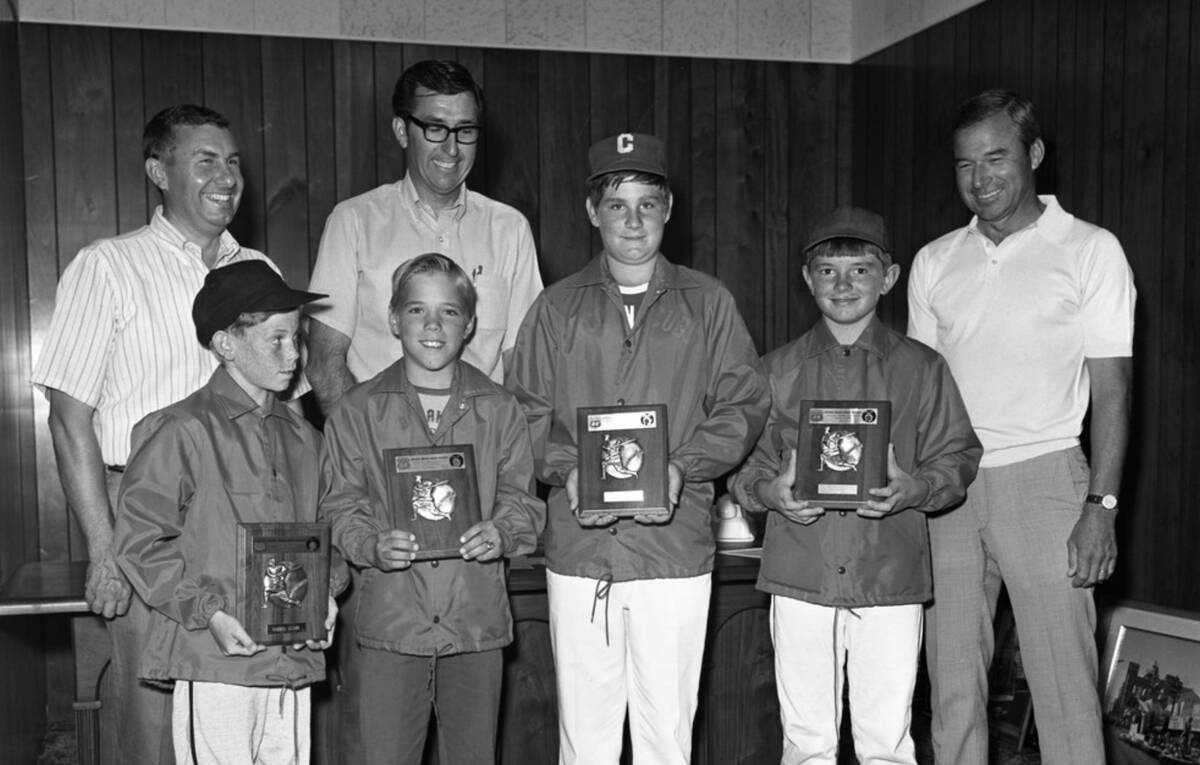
1101;494;1118;510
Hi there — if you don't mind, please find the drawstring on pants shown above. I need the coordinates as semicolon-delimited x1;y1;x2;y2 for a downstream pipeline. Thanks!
590;574;614;647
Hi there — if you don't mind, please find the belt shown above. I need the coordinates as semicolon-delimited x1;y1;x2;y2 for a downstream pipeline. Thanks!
106;465;125;473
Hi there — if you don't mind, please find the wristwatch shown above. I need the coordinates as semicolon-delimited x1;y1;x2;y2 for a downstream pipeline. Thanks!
1085;493;1119;510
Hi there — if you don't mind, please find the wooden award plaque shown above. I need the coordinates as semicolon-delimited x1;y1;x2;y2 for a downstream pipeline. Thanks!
383;445;482;560
794;400;891;509
236;522;331;645
577;404;670;517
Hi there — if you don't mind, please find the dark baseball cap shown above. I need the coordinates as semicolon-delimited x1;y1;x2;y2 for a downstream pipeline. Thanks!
587;133;667;181
803;206;891;254
193;260;326;346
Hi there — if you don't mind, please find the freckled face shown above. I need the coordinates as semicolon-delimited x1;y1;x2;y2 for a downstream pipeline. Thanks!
225;310;302;396
803;253;898;333
389;272;475;388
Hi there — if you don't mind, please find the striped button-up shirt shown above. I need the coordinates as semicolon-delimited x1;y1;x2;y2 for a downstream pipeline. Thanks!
31;207;269;465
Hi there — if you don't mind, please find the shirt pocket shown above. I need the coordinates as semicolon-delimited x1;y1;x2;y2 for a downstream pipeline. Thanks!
472;273;510;331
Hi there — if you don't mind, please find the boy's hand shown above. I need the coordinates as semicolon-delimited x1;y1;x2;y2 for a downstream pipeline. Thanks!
461;521;507;561
634;463;682;525
862;444;929;518
85;548;133;619
208;611;266;656
294;596;338;651
369;530;418;571
567;467;619;526
758;449;825;525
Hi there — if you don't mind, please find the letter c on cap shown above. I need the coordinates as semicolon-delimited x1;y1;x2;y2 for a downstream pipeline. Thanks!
617;133;635;154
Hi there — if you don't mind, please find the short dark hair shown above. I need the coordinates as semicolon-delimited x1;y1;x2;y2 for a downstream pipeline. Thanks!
392;60;484;118
953;89;1041;151
586;171;671;210
804;237;891;268
143;104;230;161
388;253;478;322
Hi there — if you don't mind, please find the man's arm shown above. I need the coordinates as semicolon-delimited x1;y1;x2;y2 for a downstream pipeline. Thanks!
305;318;357;415
47;389;131;618
1067;356;1132;587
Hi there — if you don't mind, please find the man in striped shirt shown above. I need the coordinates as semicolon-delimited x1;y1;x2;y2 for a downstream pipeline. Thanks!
31;104;273;765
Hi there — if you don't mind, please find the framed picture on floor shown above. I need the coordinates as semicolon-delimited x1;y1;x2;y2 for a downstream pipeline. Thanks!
1099;600;1200;765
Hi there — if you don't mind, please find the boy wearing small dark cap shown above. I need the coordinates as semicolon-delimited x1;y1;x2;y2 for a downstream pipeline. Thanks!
729;206;981;764
507;134;769;764
114;260;341;764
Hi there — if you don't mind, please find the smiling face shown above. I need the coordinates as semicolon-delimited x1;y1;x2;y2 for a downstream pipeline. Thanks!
953;111;1045;244
217;310;302;406
803;247;899;344
586;179;672;283
394;88;480;210
147;123;243;245
390;271;475;388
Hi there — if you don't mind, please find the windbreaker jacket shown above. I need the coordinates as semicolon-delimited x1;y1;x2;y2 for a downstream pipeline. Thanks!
320;359;544;656
506;255;770;581
114;367;334;688
730;318;982;607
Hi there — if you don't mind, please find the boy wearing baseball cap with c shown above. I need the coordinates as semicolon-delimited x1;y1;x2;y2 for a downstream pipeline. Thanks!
507;134;769;764
730;206;981;764
114;260;342;764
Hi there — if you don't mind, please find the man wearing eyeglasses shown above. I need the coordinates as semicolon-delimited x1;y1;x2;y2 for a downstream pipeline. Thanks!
306;59;542;411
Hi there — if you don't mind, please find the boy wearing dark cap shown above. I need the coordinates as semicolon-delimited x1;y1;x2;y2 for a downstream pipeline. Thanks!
506;134;769;764
729;207;981;764
113;260;341;764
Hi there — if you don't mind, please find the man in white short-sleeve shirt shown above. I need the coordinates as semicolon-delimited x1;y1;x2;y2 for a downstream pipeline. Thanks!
31;105;274;765
908;89;1135;765
305;59;542;411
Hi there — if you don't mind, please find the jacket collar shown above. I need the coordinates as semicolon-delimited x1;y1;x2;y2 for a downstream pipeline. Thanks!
371;358;494;400
563;254;703;292
208;366;289;420
797;315;889;360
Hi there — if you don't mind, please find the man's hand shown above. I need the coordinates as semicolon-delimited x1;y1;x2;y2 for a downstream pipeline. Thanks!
758;449;824;525
295;596;338;651
85;549;132;619
862;444;929;519
208;611;266;656
635;463;683;525
461;520;507;562
367;530;419;571
1067;505;1118;588
567;466;619;527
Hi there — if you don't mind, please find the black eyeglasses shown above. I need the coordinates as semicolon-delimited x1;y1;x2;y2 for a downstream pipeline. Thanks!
404;115;482;145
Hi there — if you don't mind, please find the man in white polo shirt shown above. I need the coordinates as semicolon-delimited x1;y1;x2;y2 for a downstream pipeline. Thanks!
31;104;273;765
908;89;1135;765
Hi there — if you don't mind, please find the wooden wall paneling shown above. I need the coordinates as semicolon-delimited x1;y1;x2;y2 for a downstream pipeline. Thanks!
48;25;120;564
657;58;692;271
331;40;377;204
1180;0;1200;608
454;46;489;196
833;65;855;210
1119;0;1169;603
625;56;656;135
1071;1;1105;224
713;60;765;350
202;34;266;250
881;39;915;330
303;39;336;271
1053;0;1078;206
967;0;1002;91
535;51;590;283
1001;0;1034;98
787;63;840;343
688;59;716;275
1028;0;1059;195
110;28;147;235
372;42;404;187
140;31;204;224
481;49;540;242
589;53;630;141
1099;0;1126;235
761;62;789;354
261;36;312;287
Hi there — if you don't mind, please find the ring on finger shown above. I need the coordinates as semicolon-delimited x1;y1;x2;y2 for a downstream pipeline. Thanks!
485;541;495;550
